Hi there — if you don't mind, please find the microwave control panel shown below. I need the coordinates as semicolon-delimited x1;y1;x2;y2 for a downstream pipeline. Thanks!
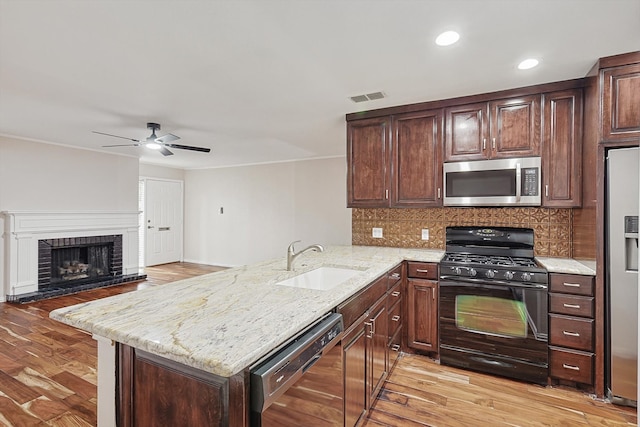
522;168;539;196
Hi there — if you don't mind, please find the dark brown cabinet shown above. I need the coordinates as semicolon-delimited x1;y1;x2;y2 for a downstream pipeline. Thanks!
406;262;439;354
338;273;389;427
444;95;541;162
542;88;583;207
343;314;368;427
548;273;595;385
392;109;443;206
387;266;403;369
601;62;640;141
347;117;391;207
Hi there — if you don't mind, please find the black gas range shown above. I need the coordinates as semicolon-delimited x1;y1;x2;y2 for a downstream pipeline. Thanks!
438;226;549;384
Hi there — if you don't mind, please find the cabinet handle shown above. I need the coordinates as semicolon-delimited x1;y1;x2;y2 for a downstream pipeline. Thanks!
391;273;400;279
385;189;389;199
391;344;400;352
437;188;441;199
562;364;580;371
364;321;373;338
392;315;400;322
545;184;549;197
563;331;580;337
563;303;581;309
563;282;581;288
391;291;400;297
416;269;429;273
492;137;496;149
482;138;486;150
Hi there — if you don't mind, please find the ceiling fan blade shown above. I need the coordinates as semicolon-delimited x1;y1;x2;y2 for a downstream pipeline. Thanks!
155;133;180;144
166;143;211;153
159;146;174;156
101;143;141;147
92;131;141;142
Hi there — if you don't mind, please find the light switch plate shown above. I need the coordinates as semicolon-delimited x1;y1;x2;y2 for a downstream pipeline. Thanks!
372;227;383;238
421;229;429;240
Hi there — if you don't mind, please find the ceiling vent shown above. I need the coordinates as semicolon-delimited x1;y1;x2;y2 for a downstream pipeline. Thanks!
349;91;386;103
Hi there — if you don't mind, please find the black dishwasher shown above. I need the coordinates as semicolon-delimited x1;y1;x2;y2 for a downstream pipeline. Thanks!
250;312;344;426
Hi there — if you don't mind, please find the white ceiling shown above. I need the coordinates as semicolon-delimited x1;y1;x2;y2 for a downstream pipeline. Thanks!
1;0;639;170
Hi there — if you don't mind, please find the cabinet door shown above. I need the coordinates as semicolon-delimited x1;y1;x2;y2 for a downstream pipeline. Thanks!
347;117;390;207
444;102;489;161
368;297;388;404
489;95;541;158
392;109;443;206
601;63;640;141
407;278;438;353
542;89;583;207
343;323;367;427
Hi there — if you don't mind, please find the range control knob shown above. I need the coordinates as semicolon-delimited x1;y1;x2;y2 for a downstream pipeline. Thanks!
521;272;532;282
468;268;477;277
505;271;514;280
485;269;495;279
452;266;462;275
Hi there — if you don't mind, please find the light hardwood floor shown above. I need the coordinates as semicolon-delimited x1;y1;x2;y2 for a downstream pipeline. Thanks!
0;263;636;426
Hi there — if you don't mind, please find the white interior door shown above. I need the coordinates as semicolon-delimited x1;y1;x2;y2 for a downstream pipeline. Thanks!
145;179;183;266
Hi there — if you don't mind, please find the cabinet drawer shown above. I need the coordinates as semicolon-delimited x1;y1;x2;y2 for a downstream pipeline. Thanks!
549;314;594;351
388;264;403;288
389;327;402;369
549;274;594;296
388;298;402;340
549;346;594;384
388;281;402;305
407;262;438;280
338;275;387;330
549;293;594;318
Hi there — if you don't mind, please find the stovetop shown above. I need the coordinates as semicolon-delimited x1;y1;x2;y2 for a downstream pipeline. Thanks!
441;226;548;285
441;253;538;268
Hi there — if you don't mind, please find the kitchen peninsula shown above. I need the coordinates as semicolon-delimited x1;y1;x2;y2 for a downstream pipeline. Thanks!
50;245;444;426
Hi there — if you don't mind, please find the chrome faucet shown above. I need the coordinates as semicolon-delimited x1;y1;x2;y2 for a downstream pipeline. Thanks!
287;240;324;271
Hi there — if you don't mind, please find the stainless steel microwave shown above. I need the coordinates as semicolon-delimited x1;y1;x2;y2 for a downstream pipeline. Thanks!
443;157;541;207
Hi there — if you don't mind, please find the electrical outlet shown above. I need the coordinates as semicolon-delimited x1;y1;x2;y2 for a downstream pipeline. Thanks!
372;227;383;238
421;228;429;240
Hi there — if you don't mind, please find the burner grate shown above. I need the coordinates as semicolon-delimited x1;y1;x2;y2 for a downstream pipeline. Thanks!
443;253;537;268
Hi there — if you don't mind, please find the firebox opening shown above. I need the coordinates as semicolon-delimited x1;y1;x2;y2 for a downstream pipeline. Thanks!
51;244;113;284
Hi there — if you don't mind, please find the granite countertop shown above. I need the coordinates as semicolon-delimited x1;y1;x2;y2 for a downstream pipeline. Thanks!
50;245;444;378
535;257;596;276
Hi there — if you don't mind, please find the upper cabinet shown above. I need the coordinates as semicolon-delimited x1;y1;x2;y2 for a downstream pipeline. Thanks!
392;109;443;207
444;95;541;162
347;117;391;208
601;62;640;142
542;89;584;207
347;110;443;208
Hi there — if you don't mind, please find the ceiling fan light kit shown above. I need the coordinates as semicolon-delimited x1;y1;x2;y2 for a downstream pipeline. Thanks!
94;122;211;156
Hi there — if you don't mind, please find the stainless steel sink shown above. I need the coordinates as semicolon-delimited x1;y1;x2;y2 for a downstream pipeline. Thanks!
275;267;361;291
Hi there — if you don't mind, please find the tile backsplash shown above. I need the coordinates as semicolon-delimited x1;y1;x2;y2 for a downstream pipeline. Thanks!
352;207;572;257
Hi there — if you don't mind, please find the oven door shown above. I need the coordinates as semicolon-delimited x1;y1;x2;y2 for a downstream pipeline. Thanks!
439;278;548;384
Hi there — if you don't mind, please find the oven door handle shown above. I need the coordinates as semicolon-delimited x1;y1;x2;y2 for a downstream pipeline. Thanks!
439;276;548;290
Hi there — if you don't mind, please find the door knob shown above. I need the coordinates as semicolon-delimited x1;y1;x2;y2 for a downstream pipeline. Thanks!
147;226;154;229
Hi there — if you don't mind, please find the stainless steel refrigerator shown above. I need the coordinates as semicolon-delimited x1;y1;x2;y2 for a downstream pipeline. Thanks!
607;146;639;405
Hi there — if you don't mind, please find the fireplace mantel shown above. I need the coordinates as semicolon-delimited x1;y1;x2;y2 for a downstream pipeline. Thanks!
2;211;140;300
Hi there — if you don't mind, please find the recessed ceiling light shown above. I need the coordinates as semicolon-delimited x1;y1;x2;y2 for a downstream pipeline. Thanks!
518;58;539;70
435;31;460;46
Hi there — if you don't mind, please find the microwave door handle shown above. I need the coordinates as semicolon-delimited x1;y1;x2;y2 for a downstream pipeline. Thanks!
515;162;521;202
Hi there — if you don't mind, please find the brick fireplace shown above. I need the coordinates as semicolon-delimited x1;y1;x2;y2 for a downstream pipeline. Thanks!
2;211;144;302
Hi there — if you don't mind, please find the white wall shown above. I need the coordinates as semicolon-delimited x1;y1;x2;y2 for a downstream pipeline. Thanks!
140;163;185;181
0;136;140;292
183;157;351;267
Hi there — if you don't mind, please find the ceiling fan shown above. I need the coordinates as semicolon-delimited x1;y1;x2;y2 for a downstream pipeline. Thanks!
94;122;211;156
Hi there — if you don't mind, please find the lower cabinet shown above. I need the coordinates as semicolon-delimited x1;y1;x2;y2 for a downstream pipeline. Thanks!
406;262;439;354
339;264;405;427
548;273;595;386
117;344;246;427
